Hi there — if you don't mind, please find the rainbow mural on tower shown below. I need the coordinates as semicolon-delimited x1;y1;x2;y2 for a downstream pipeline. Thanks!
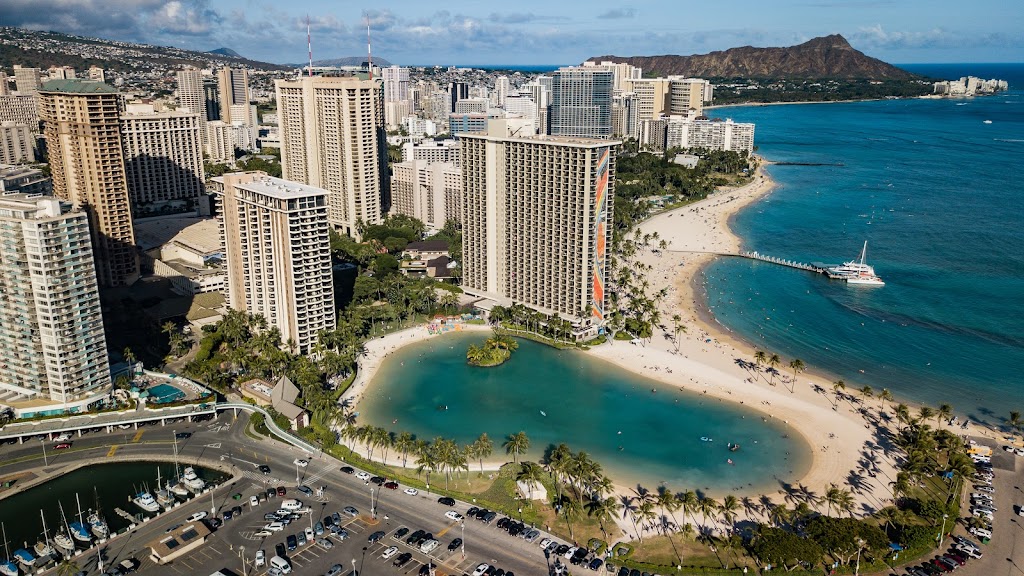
592;148;610;321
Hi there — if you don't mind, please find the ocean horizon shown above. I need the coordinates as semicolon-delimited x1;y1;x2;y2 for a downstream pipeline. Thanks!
702;63;1023;426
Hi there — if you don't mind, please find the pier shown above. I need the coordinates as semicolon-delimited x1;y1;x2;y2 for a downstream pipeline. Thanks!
737;251;831;275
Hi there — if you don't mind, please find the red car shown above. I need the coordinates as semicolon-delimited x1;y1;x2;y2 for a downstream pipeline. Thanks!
276;486;286;497
384;481;399;490
54;443;72;449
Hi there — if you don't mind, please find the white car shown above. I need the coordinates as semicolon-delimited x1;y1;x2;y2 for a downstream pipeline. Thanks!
293;458;309;467
958;545;983;559
445;510;464;522
253;530;273;538
54;433;71;442
187;511;208;522
250;495;259;507
976;485;995;493
971;508;994;520
969;527;992;539
971;492;994;501
263;522;285;532
304;527;315;543
355;471;371;481
403;488;419;496
563;546;578;559
472;564;490;576
255;550;266;568
538;537;552;548
380;546;399;559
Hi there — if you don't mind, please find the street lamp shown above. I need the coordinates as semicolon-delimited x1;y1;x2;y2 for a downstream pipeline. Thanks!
351;558;356;575
854;538;864;576
210;484;216;515
40;438;48;466
461;522;465;559
370;487;376;519
295;460;300;484
937;513;949;547
239;545;247;576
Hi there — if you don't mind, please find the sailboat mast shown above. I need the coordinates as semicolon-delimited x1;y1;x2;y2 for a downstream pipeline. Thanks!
859;241;868;265
39;510;49;545
76;493;84;525
2;522;10;559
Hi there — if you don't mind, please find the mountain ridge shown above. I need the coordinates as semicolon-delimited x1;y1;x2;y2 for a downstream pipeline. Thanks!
589;35;919;80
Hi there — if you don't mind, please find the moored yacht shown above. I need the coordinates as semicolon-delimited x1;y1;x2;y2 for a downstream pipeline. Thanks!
131;491;160;513
828;241;884;286
87;512;108;539
182;467;205;492
12;548;34;568
1;523;19;576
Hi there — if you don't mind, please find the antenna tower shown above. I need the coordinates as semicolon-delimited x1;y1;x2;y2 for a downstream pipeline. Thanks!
306;15;313;77
366;13;373;81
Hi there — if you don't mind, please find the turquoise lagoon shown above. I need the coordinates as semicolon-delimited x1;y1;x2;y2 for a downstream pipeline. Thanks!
358;332;810;495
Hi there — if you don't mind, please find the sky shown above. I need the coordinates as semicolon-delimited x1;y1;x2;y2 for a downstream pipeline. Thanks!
2;0;1021;65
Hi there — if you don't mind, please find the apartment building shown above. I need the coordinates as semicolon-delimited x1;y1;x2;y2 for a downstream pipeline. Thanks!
213;172;335;354
0;194;110;408
0;93;40;130
217;67;250;124
120;103;205;215
548;67;613;139
0;122;36;164
39;79;138;287
391;160;462;230
402;139;460;166
460;127;618;325
12;65;42;93
176;67;209;144
664;118;755;153
276;75;388;237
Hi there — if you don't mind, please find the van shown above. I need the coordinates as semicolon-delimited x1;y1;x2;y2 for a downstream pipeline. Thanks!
281;499;303;511
419;539;439;553
270;555;292;574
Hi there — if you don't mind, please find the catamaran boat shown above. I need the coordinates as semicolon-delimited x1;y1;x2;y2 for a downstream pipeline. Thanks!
131;491;160;513
828;241;884;286
1;523;20;576
182;467;205;492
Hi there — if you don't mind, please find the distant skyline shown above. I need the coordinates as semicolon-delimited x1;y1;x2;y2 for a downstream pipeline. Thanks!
2;0;1021;66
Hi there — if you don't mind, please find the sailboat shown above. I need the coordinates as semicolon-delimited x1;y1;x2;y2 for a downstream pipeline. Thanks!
87;488;109;539
12;547;34;568
154;468;175;509
169;437;189;497
1;523;19;576
53;503;76;554
33;510;54;559
69;493;93;543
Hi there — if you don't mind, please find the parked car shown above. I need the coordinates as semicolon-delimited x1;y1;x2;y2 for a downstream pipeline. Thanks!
255;549;266;567
175;432;192;439
286;534;297;551
343;506;358;517
380;546;399;559
368;530;386;543
187;511;208;522
437;496;455;506
340;466;355;474
393;552;413;567
276;486;286;497
449;537;463;551
297;485;313;496
316;537;333;550
54;443;72;450
472;564;490;576
384;481;399;490
445;511;464;521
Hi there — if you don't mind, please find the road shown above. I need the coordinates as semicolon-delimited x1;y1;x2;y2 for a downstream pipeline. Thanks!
0;411;557;576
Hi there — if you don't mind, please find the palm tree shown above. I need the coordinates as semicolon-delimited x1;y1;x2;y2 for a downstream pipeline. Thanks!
767;353;781;385
937;403;953;426
504;431;529;465
472;433;493;474
1009;411;1022;434
123;347;137;369
832;380;846;407
879;389;894;414
895;403;911;431
719;495;740;533
516;461;544;502
890;471;912;501
768;504;792;528
55;558;80;576
676;490;699;532
697;496;719;534
787;359;805;392
918;406;935;424
753;350;767;374
560;497;582;542
395;432;415;468
634;499;657;543
657;490;681;535
824;483;842;517
859;385;874;401
585;497;620;542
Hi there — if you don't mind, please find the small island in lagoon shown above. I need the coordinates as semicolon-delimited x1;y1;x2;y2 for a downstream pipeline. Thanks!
466;332;519;367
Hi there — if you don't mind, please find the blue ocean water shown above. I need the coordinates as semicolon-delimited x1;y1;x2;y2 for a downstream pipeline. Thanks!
703;63;1024;426
359;332;809;495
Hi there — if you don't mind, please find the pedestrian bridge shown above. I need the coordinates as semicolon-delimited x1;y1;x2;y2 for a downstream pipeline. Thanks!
0;402;316;455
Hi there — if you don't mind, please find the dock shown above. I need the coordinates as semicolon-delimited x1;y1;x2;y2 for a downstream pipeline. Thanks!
738;251;832;276
114;507;138;522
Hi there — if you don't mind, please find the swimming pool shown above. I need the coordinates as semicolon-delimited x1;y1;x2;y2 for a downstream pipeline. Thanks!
148;383;185;404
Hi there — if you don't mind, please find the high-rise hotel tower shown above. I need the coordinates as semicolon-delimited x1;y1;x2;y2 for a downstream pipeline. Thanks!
276;75;389;238
0;194;110;405
460;126;618;324
213;172;335;354
39;79;138;287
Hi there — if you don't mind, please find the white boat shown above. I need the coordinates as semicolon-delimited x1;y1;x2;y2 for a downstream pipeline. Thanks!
53;503;76;554
168;482;190;497
154;469;175;509
131;491;160;513
182;467;205;491
70;493;93;543
89;488;109;539
34;511;53;558
829;241;884;286
2;523;20;576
